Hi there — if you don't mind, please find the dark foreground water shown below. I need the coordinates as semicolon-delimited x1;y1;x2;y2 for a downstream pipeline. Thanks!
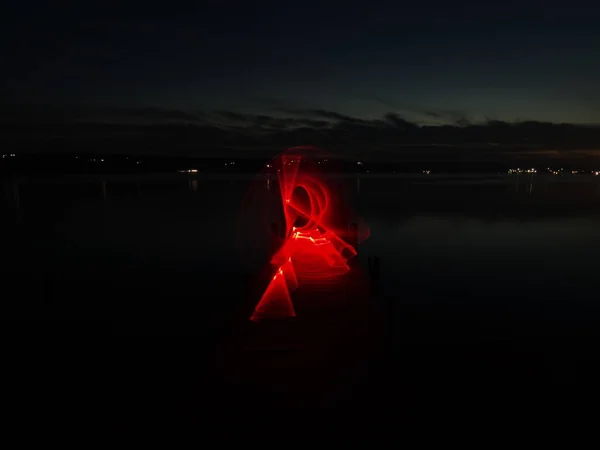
2;173;600;435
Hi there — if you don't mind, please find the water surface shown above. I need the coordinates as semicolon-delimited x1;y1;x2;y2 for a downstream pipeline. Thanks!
2;173;600;340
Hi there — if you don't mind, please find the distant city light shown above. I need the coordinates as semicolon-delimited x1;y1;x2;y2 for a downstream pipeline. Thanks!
509;167;536;174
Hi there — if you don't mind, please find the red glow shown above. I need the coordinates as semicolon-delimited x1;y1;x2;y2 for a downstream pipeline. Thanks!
250;147;368;321
250;268;296;321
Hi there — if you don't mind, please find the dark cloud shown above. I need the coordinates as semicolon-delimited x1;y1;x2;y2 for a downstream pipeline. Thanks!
297;119;331;128
306;109;364;123
0;104;208;124
357;93;472;126
213;110;330;130
282;108;367;124
3;103;600;161
455;117;471;127
84;106;207;122
411;108;472;126
421;109;465;120
383;113;418;129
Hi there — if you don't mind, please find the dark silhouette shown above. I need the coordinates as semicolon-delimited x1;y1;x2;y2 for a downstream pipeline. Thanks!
3;104;600;166
368;256;380;282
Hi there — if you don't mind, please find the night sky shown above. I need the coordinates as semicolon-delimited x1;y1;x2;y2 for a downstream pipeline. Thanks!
3;2;600;125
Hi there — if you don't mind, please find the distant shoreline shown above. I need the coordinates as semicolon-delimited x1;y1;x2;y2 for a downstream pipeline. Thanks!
4;172;600;185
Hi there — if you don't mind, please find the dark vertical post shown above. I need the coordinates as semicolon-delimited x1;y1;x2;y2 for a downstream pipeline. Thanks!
529;172;534;195
368;256;380;282
349;222;359;252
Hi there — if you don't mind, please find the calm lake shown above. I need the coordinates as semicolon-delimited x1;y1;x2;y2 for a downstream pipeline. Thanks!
5;173;600;431
3;173;600;339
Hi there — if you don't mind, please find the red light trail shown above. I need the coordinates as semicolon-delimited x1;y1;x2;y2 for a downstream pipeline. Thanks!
250;147;368;321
